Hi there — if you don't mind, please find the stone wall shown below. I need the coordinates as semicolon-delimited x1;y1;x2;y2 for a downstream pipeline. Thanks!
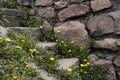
0;0;120;80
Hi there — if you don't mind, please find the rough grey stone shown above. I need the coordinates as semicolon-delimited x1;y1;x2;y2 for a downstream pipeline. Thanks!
54;21;91;48
54;1;68;9
37;7;55;18
7;27;41;40
17;0;34;7
37;69;57;80
88;54;99;63
58;4;90;21
91;0;112;12
0;8;25;16
35;0;52;6
2;15;20;27
0;26;7;37
57;58;79;70
93;59;112;71
92;38;120;50
36;42;56;52
27;62;57;80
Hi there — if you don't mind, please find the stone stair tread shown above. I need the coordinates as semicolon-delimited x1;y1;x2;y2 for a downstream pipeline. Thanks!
57;58;79;70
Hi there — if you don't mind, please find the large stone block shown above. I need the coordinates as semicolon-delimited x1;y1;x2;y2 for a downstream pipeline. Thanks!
92;38;120;50
91;0;112;12
54;21;91;48
58;4;90;21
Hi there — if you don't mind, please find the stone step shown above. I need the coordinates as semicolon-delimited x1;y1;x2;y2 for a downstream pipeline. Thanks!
36;42;56;52
57;58;79;70
28;62;57;80
6;27;41;40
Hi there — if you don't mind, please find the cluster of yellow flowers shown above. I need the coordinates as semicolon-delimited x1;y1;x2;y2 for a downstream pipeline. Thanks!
80;59;90;67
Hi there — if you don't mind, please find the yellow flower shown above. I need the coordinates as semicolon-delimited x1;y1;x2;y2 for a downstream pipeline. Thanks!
83;59;87;62
70;41;74;44
5;38;11;42
56;40;58;42
26;64;29;67
21;39;25;42
13;75;17;79
67;68;72;72
64;44;67;47
30;53;34;59
68;50;72;53
24;61;28;65
3;61;7;64
0;37;3;40
29;49;34;53
80;46;83;51
50;57;55;61
56;30;61;33
80;64;85;67
84;71;87;74
61;41;64;43
15;46;22;49
86;62;90;66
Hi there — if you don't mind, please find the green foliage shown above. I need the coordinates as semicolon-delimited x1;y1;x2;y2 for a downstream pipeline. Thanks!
39;27;57;42
0;32;44;80
0;13;9;26
20;14;35;27
6;0;17;9
55;39;89;58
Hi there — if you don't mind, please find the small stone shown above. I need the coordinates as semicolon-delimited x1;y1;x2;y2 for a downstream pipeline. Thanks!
37;69;57;80
88;54;99;63
37;7;55;18
113;55;120;67
43;20;52;29
17;0;34;7
93;59;112;71
35;0;52;6
106;74;117;80
57;58;79;70
58;4;90;21
29;9;35;16
54;1;68;9
91;0;112;12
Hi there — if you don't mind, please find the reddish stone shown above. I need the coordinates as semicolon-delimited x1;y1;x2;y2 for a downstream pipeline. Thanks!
93;59;112;71
43;20;52;29
37;7;55;18
35;0;52;6
113;55;120;67
58;4;90;21
91;0;112;12
106;74;117;80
